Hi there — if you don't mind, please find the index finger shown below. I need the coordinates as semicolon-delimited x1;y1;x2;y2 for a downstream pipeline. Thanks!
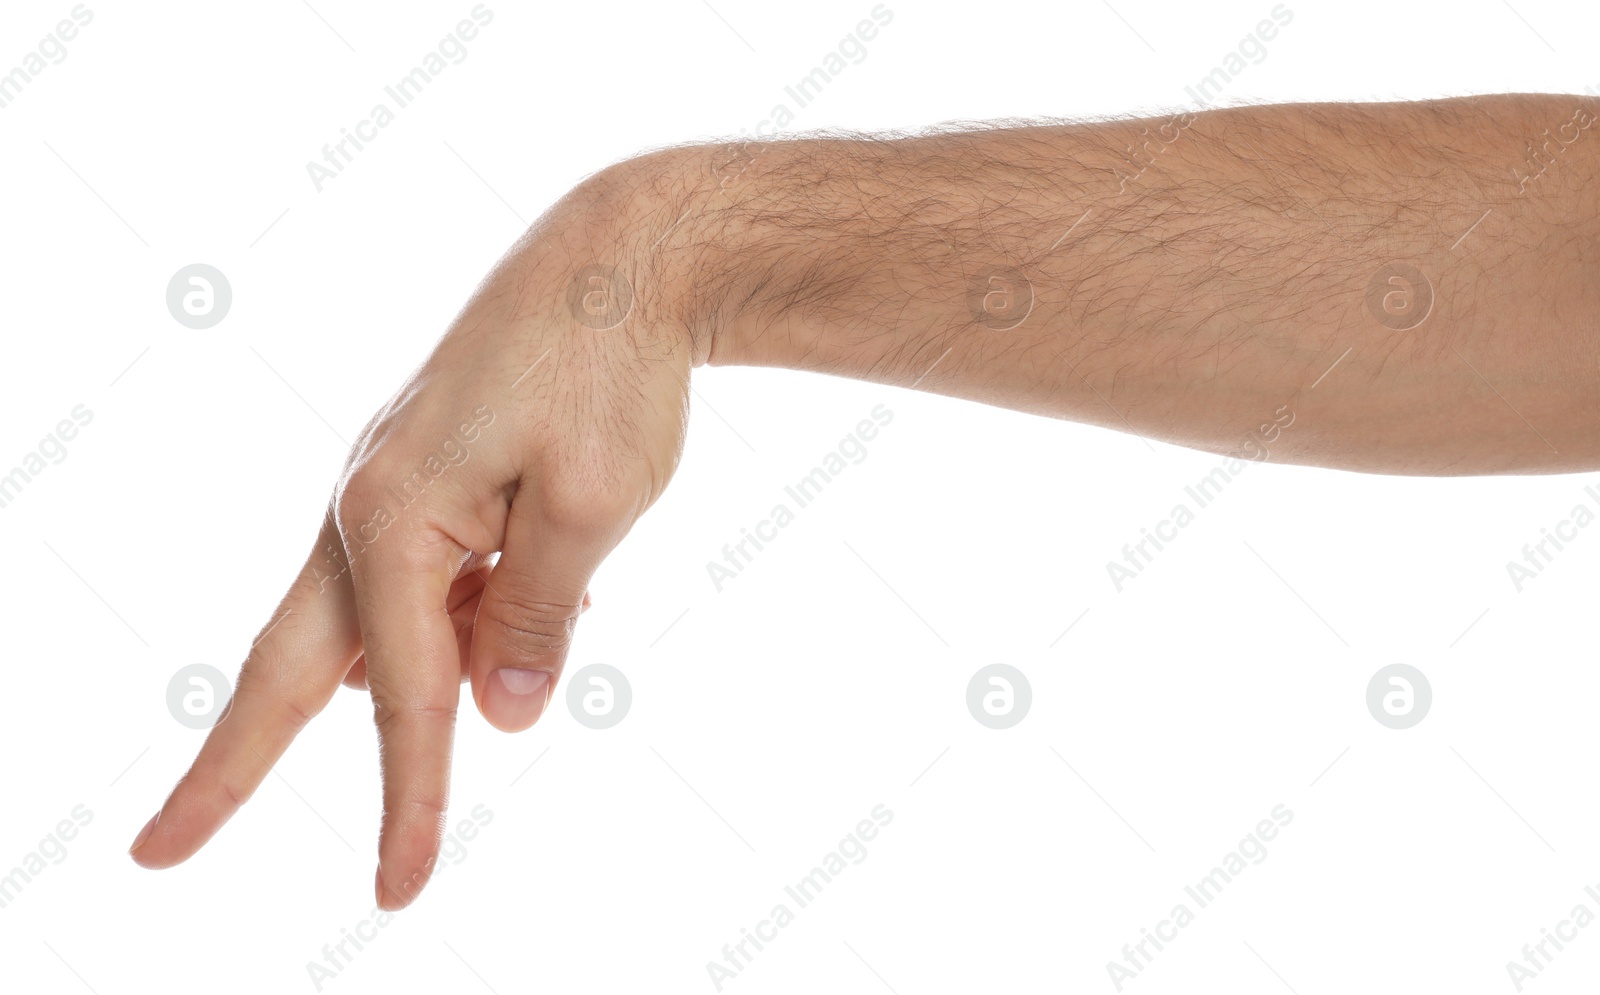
131;510;363;868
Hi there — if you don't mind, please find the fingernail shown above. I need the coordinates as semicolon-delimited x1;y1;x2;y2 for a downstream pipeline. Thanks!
484;668;552;731
129;811;159;856
375;864;426;912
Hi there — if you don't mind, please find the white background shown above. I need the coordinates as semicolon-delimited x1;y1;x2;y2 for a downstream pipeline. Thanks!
0;0;1596;992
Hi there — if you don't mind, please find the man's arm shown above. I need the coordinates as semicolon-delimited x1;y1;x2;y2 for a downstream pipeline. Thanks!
131;94;1600;908
659;94;1600;473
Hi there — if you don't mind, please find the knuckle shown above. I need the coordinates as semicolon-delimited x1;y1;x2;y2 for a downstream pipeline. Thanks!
336;464;457;573
334;466;384;524
279;693;316;733
333;486;378;546
395;795;449;821
176;762;253;812
485;593;581;656
370;688;458;733
235;646;319;731
218;776;251;810
539;474;638;538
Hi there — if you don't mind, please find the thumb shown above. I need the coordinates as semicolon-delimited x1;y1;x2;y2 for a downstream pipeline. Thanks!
470;490;613;732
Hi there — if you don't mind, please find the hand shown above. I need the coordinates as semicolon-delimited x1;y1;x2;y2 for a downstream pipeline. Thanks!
132;93;1600;910
129;159;693;909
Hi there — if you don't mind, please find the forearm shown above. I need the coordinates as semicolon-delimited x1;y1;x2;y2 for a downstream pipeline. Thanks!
646;94;1600;474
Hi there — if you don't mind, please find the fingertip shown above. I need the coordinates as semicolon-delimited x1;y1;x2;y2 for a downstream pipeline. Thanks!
127;811;161;867
479;668;553;732
375;860;434;912
127;801;197;870
375;865;409;911
342;656;369;690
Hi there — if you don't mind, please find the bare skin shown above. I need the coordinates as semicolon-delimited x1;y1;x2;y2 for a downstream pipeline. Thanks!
130;94;1600;909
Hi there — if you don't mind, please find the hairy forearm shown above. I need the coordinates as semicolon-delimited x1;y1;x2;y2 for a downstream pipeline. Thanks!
633;94;1600;474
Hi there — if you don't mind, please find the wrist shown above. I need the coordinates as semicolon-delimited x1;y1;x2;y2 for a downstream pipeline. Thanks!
617;140;833;372
572;146;741;370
